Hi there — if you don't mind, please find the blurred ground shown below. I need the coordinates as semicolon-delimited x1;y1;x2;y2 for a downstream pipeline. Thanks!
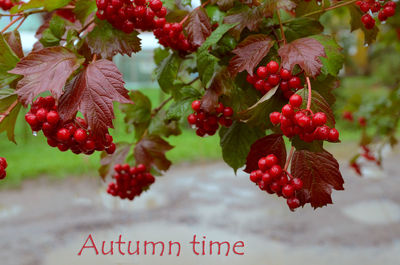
0;146;399;265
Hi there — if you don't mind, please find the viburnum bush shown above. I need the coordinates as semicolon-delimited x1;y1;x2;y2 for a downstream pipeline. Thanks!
0;0;399;209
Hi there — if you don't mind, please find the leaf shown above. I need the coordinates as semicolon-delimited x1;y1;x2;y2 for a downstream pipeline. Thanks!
134;135;173;172
4;31;24;58
311;35;344;78
44;0;71;11
297;89;335;127
285;18;324;42
211;0;235;11
166;86;202;120
198;22;238;53
99;142;132;180
291;149;344;208
196;50;219;88
0;89;22;143
148;111;182;138
0;34;20;89
49;15;67;39
120;91;152;139
220;121;265;173
348;5;379;45
154;47;170;65
278;37;326;78
243;85;279;112
9;47;83;106
228;34;274;76
58;59;132;141
11;0;70;13
87;19;141;58
244;134;286;173
185;8;212;48
295;0;330;20
277;0;296;12
223;4;265;38
156;53;182;93
74;0;97;25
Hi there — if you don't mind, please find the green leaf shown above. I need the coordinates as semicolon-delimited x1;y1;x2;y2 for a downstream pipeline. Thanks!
311;34;344;77
348;5;379;45
45;0;71;11
198;22;238;53
206;5;226;24
149;110;182;138
156;53;182;93
295;0;331;19
197;50;219;88
87;19;141;58
50;15;66;39
285;18;324;42
0;89;21;143
219;121;265;173
74;0;97;24
166;86;202;120
40;29;61;47
154;47;170;66
0;34;19;89
11;0;70;13
120;91;152;140
180;0;192;7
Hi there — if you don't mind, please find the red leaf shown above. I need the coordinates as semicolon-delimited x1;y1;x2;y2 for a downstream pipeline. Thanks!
278;37;326;78
185;8;212;48
134;135;173;172
291;149;344;208
58;59;132;141
223;5;265;38
244;134;286;173
228;34;274;76
9;47;83;106
201;68;233;112
4;30;24;58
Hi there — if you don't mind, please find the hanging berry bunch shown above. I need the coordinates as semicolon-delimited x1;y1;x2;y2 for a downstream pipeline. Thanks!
96;0;167;33
187;100;233;137
25;96;116;155
0;157;7;180
246;61;304;99
153;22;195;53
107;164;155;200
356;1;397;29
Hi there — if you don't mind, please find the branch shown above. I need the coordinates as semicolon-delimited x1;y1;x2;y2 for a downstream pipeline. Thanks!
0;100;19;124
152;96;173;117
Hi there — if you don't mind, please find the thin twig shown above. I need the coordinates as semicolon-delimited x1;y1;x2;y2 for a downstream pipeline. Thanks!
152;96;173;117
306;77;312;110
78;17;95;34
1;16;22;34
15;16;26;31
187;77;199;86
0;100;19;124
284;146;295;171
276;10;286;45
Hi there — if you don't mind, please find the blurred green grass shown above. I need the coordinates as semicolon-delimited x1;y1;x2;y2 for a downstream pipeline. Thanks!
0;77;385;187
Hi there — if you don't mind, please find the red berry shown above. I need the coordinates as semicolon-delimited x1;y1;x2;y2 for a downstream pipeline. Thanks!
215;103;224;113
57;143;69;152
378;10;388;21
84;139;96;151
46;111;60;125
137;164;146;172
269;165;282;178
250;171;261;183
312;112;327;126
383;6;395;17
314;126;330;140
254;80;264;91
287;197;301;209
150;0;163;11
280;68;292;80
25;114;38;127
47;138;58;147
289;94;303;108
262;172;273;184
265;154;278;168
246;74;256;84
289;76;301;89
0;166;6;180
270;181;280;193
223;107;233;117
36;108;48;122
0;157;7;169
282;104;294;118
291;178;303;190
258;157;269;172
266;61;279;74
328;128;339;142
267;74;280;86
270;112;281;125
191;100;201;112
296;114;311;128
256;66;268;79
57;128;71;142
282;184;295;198
74;128;87;143
359;1;370;12
187;114;197;124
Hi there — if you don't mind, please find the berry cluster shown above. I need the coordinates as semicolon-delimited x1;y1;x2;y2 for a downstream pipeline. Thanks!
24;96;116;155
249;154;303;210
153;22;195;53
96;0;167;33
269;94;340;142
107;163;155;200
246;61;304;99
0;0;15;10
356;1;396;29
187;100;233;137
0;157;7;180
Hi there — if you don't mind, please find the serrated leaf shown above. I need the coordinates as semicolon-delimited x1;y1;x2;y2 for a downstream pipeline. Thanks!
285;18;324;42
4;31;24;58
198;22;238;53
220;121;265;173
9;47;83;106
197;50;219;88
148;111;182;138
297;89;335;127
0;34;20;89
223;4;265;38
134;135;173;172
278;37;326;78
228;34;274;76
348;5;379;45
87;19;141;58
0;89;21;143
185;8;212;48
244;134;286;173
74;0;97;25
291;149;344;208
211;0;235;11
58;59;132;142
156;53;182;93
311;35;344;77
99;142;132;180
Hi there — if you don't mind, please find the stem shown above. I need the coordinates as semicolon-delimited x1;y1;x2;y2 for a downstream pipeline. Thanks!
78;17;95;34
15;16;26;31
306;76;312;110
0;100;19;124
284;146;295;171
276;10;286;45
1;16;22;34
152;96;173;117
187;77;199;86
92;54;97;63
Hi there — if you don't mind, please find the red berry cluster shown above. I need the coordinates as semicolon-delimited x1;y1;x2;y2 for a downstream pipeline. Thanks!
249;154;303;210
24;96;116;155
356;1;396;29
0;157;7;180
269;94;340;142
0;0;15;10
107;163;155;200
96;0;167;33
246;61;304;99
187;100;233;137
153;22;195;53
